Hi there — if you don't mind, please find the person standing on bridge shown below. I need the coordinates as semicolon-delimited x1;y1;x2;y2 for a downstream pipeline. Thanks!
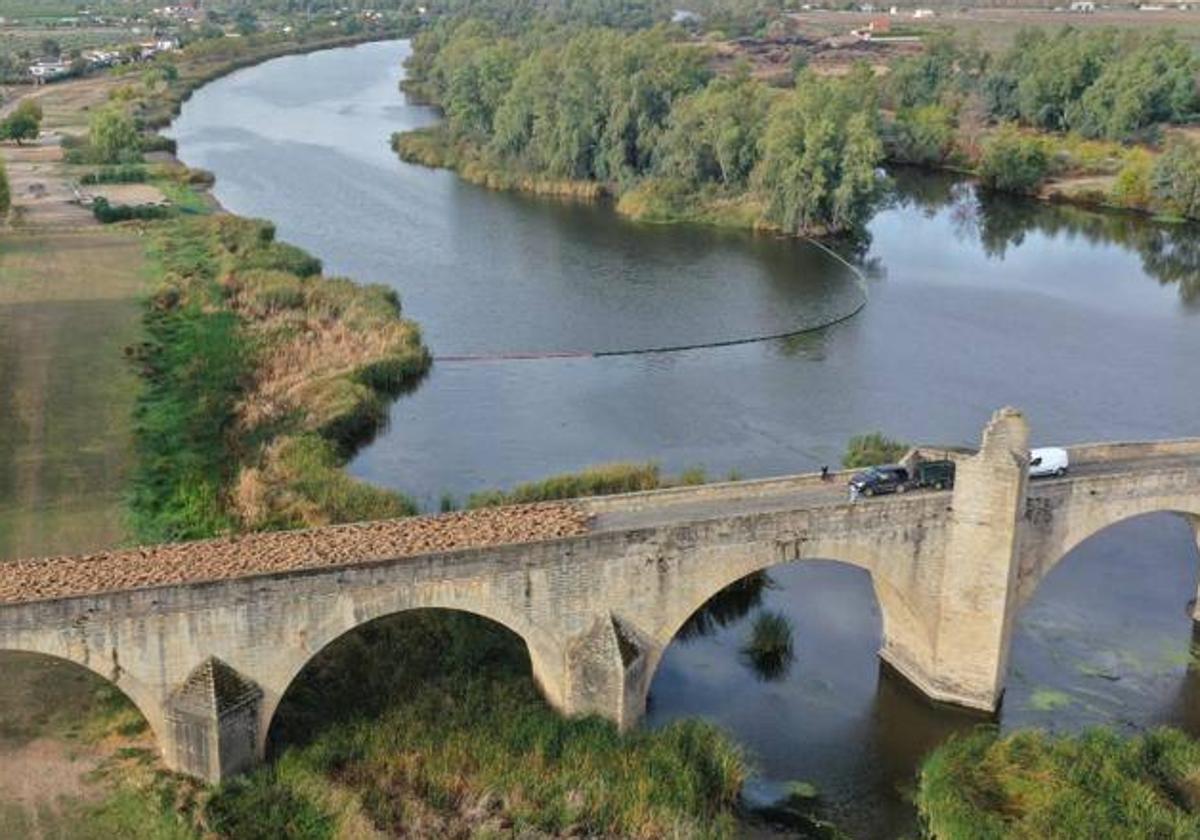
849;483;860;503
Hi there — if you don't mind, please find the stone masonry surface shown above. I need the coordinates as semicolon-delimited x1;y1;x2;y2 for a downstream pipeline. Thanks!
0;503;590;604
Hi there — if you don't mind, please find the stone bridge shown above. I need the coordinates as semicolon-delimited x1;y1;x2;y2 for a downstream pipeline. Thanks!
1;408;1198;783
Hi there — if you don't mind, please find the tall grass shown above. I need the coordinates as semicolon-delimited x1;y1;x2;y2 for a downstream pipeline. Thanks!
130;223;243;541
219;610;747;839
741;611;795;682
130;216;429;540
917;727;1200;839
466;462;664;508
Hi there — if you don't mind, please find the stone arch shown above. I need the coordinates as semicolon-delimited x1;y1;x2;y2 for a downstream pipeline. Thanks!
257;601;565;757
1019;502;1200;608
638;551;934;718
0;647;165;752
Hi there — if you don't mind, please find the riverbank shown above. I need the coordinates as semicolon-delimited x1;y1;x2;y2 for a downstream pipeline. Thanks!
1;37;758;839
393;20;1200;240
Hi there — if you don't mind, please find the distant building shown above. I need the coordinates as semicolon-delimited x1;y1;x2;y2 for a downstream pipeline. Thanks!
912;8;935;18
869;15;891;31
1069;1;1096;11
671;9;702;25
29;59;72;83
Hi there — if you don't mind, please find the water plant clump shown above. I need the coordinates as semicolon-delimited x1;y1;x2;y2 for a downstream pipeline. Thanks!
742;610;796;682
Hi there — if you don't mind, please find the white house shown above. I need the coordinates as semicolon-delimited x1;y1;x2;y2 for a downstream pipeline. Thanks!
29;59;72;82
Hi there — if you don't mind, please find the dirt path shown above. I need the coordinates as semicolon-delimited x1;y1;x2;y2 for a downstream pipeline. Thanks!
0;738;104;805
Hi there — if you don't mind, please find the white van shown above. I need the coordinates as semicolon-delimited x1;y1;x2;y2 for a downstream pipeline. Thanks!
1029;447;1069;478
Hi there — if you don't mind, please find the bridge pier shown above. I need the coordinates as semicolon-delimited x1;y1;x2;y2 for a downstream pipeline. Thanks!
1190;516;1200;623
894;407;1029;712
164;658;263;783
562;613;658;730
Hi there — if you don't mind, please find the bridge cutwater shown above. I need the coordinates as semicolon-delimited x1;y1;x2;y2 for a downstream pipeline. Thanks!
2;407;1198;783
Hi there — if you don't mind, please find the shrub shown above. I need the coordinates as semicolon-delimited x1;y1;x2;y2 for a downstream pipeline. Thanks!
140;134;178;155
1111;148;1154;210
0;158;9;217
979;125;1050;194
843;432;909;468
1152;137;1200;220
889;104;957;166
207;771;333;840
89;105;141;164
467;462;663;507
92;197;170;223
741;611;795;681
917;727;1200;839
80;165;149;185
0;99;42;144
247;611;746;839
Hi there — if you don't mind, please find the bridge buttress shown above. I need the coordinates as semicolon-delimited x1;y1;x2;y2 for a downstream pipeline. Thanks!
902;407;1029;712
561;613;658;730
164;658;263;783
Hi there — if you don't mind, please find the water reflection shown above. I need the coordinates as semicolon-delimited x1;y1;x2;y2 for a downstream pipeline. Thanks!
890;168;1200;308
676;571;774;642
741;612;797;683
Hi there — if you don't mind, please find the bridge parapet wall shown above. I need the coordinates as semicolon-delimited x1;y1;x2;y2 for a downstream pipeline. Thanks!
582;474;843;517
1067;438;1200;465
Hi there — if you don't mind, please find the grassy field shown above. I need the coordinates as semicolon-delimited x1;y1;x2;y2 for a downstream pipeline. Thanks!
0;229;145;560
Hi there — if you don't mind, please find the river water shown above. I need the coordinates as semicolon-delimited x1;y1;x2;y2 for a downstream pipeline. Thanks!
169;40;1200;837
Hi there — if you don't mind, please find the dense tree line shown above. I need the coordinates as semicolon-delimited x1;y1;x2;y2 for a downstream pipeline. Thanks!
883;27;1200;145
401;20;885;235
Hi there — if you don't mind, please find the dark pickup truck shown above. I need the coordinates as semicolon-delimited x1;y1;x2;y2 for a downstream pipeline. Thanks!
849;465;910;496
849;459;956;497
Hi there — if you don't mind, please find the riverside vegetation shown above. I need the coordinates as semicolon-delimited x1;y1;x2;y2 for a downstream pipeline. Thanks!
0;25;756;840
917;727;1200;839
396;18;1200;232
395;21;885;236
10;15;1200;838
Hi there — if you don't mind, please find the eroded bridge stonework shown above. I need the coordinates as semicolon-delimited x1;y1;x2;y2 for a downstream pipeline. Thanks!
2;408;1199;782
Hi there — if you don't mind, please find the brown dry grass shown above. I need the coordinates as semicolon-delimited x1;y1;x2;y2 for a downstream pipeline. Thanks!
224;270;423;437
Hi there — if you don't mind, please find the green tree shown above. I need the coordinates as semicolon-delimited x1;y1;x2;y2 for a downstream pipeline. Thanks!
0;158;11;218
233;8;259;35
0;99;43;145
655;72;772;187
489;27;708;182
883;33;972;110
1151;137;1200;220
1111;148;1154;210
753;68;884;235
89;106;140;164
843;432;909;469
1066;33;1199;141
888;103;956;166
979;125;1049;194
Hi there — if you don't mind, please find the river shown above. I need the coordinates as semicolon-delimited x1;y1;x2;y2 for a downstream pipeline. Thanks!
169;40;1200;838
